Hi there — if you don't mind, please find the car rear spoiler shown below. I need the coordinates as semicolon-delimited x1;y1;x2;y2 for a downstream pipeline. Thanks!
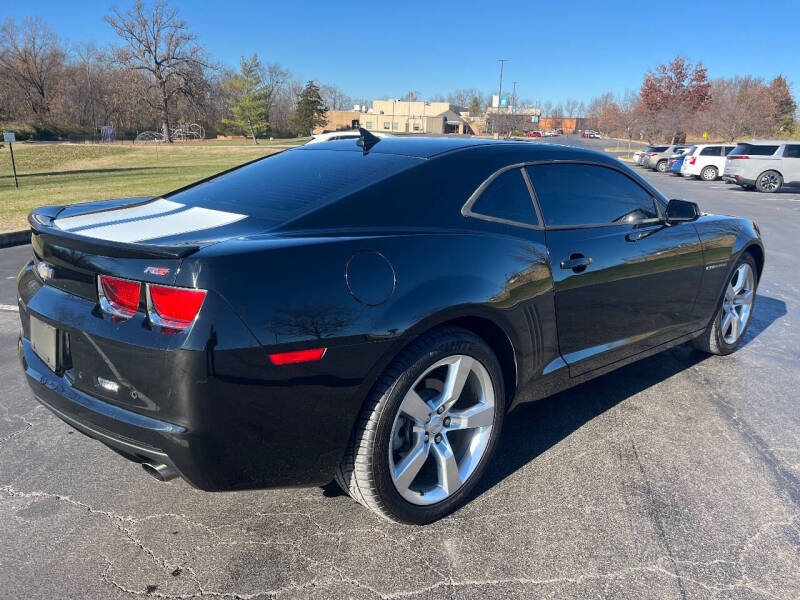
28;208;201;259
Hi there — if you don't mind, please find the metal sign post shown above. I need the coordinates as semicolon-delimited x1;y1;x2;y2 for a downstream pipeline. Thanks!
3;132;18;189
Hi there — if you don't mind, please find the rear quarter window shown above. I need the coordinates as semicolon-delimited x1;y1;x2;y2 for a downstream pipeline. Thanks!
467;168;539;227
783;145;800;158
700;147;721;156
730;144;779;156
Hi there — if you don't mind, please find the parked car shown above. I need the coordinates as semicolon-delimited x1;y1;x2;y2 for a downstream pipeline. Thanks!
680;144;736;181
18;134;764;524
669;148;693;175
308;130;387;144
589;131;601;139
526;130;543;138
644;144;690;172
722;140;800;192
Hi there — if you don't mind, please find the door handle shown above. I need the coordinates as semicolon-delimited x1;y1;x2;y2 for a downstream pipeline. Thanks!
560;254;593;272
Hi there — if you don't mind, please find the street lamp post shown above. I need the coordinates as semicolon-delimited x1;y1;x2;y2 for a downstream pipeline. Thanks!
494;59;508;134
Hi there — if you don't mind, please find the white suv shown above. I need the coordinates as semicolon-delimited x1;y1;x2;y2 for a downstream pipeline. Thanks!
681;144;736;181
723;141;800;192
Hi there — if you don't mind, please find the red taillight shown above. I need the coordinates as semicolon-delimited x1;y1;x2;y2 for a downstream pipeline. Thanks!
148;285;207;329
99;276;141;319
689;157;696;165
269;348;327;365
728;155;749;160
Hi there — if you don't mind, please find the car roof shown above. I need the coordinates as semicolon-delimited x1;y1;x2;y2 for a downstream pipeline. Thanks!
738;139;791;145
294;135;518;159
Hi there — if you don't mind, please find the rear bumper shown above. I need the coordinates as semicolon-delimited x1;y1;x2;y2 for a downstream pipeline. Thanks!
723;174;755;186
17;261;395;491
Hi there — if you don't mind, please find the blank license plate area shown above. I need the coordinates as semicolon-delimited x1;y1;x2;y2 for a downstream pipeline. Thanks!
30;316;58;372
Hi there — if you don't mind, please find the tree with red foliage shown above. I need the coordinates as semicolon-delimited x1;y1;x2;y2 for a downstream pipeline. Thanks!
640;56;711;142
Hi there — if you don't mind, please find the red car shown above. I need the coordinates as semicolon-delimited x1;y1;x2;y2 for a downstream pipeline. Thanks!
526;131;543;138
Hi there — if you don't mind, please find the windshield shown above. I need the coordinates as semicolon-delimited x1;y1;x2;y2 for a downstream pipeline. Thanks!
163;149;422;225
730;144;779;157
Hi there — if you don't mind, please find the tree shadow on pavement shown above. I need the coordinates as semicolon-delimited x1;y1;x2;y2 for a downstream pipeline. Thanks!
470;293;787;500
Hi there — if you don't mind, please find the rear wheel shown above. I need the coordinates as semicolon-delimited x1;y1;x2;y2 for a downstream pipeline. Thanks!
656;160;668;173
692;254;757;355
756;170;782;193
700;165;718;181
335;327;504;523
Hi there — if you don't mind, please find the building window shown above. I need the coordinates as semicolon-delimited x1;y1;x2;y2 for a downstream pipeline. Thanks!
391;122;398;130
413;123;421;131
366;122;373;129
383;122;390;130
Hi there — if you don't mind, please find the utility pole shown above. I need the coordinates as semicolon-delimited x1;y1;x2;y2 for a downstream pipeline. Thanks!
494;59;508;134
512;81;518;113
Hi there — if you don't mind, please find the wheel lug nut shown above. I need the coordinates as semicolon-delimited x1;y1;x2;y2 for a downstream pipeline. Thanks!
424;434;429;442
443;417;451;427
434;433;442;443
437;406;445;414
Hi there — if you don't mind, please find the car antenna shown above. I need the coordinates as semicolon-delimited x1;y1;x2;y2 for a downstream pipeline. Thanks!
356;127;381;154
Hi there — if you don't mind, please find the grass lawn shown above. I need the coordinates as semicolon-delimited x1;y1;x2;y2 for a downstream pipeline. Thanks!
0;142;294;233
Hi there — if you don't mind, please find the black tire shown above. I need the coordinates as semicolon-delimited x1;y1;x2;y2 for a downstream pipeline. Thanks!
692;253;758;355
335;326;505;524
755;170;783;193
656;160;668;173
700;165;718;181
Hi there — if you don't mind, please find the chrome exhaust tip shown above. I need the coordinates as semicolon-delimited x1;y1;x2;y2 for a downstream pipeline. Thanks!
141;462;178;482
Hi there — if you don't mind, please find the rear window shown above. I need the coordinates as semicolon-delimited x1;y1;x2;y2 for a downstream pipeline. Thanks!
730;144;779;157
163;149;421;223
652;146;668;152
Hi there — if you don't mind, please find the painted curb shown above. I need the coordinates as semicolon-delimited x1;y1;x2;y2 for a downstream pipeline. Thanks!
0;230;30;249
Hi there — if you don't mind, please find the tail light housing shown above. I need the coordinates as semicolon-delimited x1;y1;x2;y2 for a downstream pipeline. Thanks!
97;275;206;331
728;155;749;160
648;152;658;156
98;276;141;320
689;157;697;165
147;285;207;331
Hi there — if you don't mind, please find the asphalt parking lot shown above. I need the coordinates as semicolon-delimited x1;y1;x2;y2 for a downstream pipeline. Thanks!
1;138;799;599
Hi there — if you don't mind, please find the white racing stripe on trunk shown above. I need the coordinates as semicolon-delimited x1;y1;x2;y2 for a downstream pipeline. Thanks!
54;199;185;231
74;207;246;243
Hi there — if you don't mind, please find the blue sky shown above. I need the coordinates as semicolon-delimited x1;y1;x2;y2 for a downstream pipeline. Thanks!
3;0;799;105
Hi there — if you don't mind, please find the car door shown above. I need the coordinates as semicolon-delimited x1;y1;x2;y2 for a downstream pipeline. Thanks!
783;143;800;185
526;162;705;377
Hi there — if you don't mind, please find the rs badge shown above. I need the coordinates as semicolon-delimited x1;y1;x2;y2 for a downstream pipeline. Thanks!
144;267;170;276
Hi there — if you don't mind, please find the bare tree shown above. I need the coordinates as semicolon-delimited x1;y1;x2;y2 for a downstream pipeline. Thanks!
698;76;776;142
564;98;579;118
320;83;353;111
0;17;65;123
105;0;208;141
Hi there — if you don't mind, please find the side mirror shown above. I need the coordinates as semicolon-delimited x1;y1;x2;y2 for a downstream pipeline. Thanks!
665;199;700;223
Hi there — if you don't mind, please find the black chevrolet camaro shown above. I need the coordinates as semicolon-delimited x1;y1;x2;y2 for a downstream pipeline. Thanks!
17;134;764;523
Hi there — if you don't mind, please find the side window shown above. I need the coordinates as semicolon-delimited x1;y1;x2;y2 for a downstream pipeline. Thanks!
784;145;800;158
468;168;539;227
700;146;720;156
723;146;735;156
527;163;658;227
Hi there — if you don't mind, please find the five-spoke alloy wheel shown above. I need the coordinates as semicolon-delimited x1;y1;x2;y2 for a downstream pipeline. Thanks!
692;253;758;355
336;327;504;523
389;355;495;505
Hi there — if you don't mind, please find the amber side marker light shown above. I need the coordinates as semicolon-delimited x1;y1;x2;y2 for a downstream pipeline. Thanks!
269;348;327;365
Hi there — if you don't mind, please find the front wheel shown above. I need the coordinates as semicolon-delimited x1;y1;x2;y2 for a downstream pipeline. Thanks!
756;170;782;193
700;165;718;181
336;327;504;523
692;254;757;355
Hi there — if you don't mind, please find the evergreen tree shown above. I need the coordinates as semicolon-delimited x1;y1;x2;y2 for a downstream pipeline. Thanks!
291;80;328;136
224;53;269;144
468;96;483;116
769;75;796;134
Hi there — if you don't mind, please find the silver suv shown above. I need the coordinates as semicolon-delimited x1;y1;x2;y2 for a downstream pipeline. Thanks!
644;144;691;172
723;141;800;192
